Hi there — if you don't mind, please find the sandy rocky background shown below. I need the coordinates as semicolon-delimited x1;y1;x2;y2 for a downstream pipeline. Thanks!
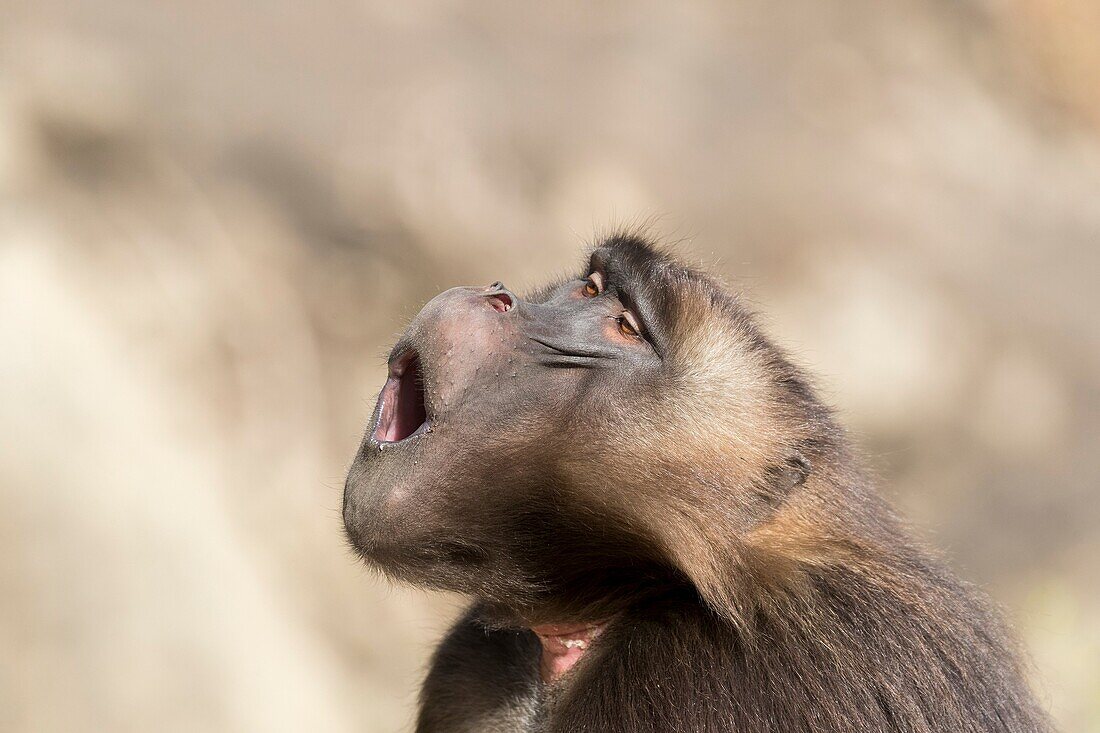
1;1;1099;731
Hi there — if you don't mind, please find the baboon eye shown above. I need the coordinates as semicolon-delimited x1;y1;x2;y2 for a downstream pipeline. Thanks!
618;311;641;339
583;272;603;297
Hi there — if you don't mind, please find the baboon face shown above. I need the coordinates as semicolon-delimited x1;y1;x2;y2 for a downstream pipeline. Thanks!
343;237;806;616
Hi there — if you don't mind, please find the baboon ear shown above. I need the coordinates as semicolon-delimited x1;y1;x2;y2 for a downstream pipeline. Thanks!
761;451;811;499
777;452;810;491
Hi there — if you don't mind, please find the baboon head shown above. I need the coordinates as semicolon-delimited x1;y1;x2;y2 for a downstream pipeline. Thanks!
343;235;827;624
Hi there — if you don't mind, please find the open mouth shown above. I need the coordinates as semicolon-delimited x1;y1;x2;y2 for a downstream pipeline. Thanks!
486;291;513;313
373;350;429;444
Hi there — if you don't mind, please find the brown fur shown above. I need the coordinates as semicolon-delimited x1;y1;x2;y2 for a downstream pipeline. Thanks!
343;234;1052;732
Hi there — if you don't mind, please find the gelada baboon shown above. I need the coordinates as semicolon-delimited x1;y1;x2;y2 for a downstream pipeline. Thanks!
342;234;1051;732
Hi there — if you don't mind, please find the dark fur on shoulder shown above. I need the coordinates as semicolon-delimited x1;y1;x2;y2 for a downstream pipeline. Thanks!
343;234;1052;732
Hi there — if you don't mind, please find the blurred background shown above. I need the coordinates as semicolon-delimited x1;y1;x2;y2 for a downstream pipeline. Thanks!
1;1;1098;731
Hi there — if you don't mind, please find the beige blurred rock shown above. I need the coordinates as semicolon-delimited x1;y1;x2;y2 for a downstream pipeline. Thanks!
971;346;1071;457
771;246;979;433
